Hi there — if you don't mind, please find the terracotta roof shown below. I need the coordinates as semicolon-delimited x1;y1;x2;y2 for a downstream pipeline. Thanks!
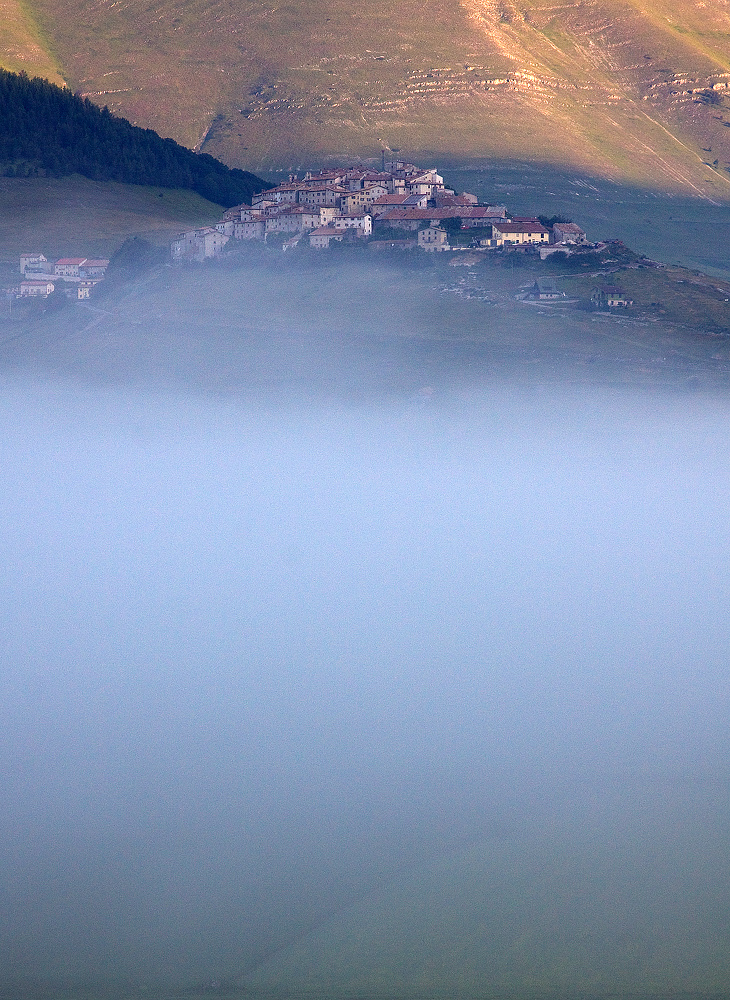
493;223;550;233
55;258;87;265
373;195;409;205
433;194;473;205
382;206;505;221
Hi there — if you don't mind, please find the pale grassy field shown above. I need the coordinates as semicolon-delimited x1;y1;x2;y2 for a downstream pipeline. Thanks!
0;175;223;262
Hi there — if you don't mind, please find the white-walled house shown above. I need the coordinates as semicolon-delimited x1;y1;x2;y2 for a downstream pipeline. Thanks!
234;219;266;240
54;258;87;277
171;228;229;261
309;226;345;248
20;279;55;297
20;253;48;275
418;226;449;251
332;213;372;236
79;259;109;277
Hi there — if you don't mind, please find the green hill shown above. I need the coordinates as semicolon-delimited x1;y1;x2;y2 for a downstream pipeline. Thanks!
0;69;269;207
4;0;730;197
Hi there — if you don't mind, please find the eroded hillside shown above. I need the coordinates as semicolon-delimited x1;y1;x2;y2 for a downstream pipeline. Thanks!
7;0;730;194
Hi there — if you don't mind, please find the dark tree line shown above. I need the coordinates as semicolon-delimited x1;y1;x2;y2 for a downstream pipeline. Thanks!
0;69;270;207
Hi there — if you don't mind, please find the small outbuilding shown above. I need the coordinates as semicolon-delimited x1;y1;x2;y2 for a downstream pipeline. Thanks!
530;278;564;300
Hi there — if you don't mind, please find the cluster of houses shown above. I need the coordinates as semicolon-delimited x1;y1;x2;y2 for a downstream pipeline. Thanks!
10;253;110;299
170;160;588;260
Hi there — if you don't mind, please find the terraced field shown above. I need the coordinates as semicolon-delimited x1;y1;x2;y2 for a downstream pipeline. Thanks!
2;1;730;194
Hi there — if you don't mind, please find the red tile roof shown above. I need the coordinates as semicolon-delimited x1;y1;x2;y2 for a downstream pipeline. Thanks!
492;223;550;233
382;207;507;221
373;195;409;205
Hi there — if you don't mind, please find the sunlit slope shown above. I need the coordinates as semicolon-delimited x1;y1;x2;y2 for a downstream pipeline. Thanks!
244;796;730;997
17;0;730;194
0;0;64;85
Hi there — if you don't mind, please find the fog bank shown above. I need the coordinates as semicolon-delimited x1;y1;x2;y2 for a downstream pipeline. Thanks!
1;376;729;994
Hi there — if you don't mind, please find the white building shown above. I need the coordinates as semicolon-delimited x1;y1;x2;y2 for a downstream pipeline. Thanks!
331;213;372;236
20;253;48;275
20;279;55;297
171;228;230;262
418;226;449;251
552;222;587;244
309;226;345;248
54;258;87;277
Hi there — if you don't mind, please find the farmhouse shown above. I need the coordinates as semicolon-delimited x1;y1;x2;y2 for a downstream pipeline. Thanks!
492;223;550;246
596;285;633;307
418;226;449;251
20;279;55;297
529;279;564;300
552;222;587;245
20;253;48;275
54;257;87;277
79;259;110;277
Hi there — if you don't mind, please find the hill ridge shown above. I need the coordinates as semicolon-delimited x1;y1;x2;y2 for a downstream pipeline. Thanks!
0;69;269;208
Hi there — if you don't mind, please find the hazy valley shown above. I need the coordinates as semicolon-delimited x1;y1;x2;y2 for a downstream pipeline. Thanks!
3;243;730;998
2;3;730;997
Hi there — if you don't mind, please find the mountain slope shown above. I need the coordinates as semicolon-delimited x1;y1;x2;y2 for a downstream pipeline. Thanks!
6;0;730;195
0;0;63;86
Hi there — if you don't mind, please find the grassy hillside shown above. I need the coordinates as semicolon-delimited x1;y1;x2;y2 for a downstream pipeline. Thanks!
0;175;222;262
7;0;730;197
0;0;63;85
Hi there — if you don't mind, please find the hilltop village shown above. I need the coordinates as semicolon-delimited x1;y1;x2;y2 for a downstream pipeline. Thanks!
171;159;589;261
